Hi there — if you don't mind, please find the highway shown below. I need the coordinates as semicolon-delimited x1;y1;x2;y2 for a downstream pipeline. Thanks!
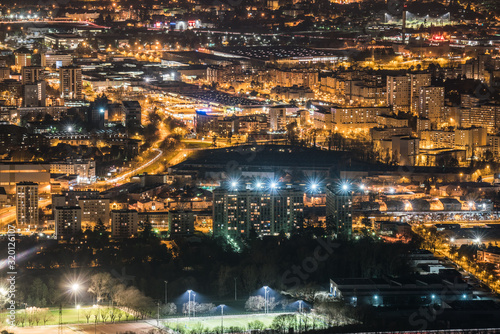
106;148;163;184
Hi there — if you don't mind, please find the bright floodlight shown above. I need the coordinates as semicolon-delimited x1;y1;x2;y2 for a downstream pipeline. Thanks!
263;286;269;290
475;238;481;243
100;108;105;113
431;294;436;299
67;126;73;132
270;182;277;189
359;184;365;190
310;183;318;190
341;183;349;191
187;289;193;293
256;182;262;188
72;283;79;292
230;181;237;189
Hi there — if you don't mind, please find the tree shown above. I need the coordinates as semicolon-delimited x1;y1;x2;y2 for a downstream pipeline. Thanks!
162;303;177;315
41;309;54;325
244;295;277;312
248;320;265;331
272;314;297;334
88;273;116;304
116;309;123;322
82;308;92;323
100;308;109;323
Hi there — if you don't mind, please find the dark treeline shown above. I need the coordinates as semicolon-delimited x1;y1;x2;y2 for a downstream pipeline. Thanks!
2;226;417;308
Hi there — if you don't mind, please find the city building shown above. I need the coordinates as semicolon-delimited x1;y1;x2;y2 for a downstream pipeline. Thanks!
477;249;500;265
269;105;298;131
386;75;411;113
213;182;304;238
16;182;39;228
454;127;488;158
50;159;96;184
78;198;110;225
168;210;195;235
44;33;85;50
14;47;32;67
23;81;46;107
21;66;44;85
111;209;139;238
325;183;352;238
418;86;444;125
54;206;82;239
392;135;420;166
59;66;83;100
122;100;142;127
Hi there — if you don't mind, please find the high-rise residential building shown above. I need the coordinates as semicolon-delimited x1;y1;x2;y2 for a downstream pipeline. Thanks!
54;206;82;239
122;100;142;127
23;81;46;107
419;86;444;125
59;66;83;100
387;73;431;114
21;66;44;85
213;182;304;238
269;105;288;131
460;103;500;133
168;210;195;235
16;182;39;227
326;183;352;239
386;75;411;113
78;198;110;225
111;210;139;238
391;135;420;166
455;127;488;158
409;73;431;113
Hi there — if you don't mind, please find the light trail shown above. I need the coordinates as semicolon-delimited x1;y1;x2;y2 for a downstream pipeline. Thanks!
106;148;163;184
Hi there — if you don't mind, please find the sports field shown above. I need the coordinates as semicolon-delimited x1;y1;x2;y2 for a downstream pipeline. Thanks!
159;313;327;332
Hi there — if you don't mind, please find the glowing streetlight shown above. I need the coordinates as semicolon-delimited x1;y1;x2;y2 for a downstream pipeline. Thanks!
71;283;80;310
193;293;196;317
220;304;226;333
263;286;269;314
230;181;237;190
187;290;193;318
270;182;277;190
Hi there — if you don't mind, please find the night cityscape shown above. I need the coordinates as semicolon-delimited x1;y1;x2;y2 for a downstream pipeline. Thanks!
0;0;500;333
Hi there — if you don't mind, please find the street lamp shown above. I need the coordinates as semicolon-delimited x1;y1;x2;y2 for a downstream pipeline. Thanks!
187;290;193;318
193;293;196;318
71;283;80;309
263;286;269;314
220;304;226;333
298;300;304;333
